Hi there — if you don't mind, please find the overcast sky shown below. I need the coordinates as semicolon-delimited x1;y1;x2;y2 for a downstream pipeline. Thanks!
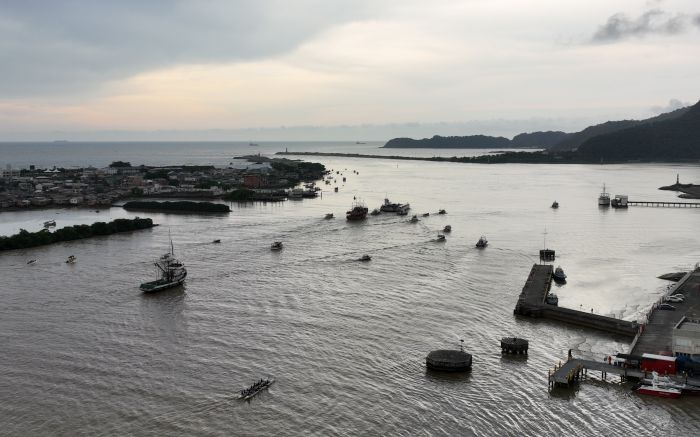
0;0;698;140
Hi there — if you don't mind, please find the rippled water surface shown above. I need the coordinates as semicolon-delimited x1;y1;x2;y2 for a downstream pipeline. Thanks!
1;146;700;436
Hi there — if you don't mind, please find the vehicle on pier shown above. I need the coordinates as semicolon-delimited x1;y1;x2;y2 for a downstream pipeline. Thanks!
475;236;488;248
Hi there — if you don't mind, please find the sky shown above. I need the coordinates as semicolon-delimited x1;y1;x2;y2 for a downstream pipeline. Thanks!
0;0;698;140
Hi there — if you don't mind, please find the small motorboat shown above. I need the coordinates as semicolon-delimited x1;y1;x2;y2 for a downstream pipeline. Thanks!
325;213;334;219
422;212;430;217
475;236;488;248
27;259;37;265
636;372;682;398
370;208;381;216
358;254;372;262
443;225;452;233
334;187;339;192
270;242;283;251
551;201;559;209
409;215;419;223
66;255;76;264
438;209;446;215
212;239;221;244
545;293;558;306
553;266;567;282
43;220;56;227
436;234;446;242
238;378;275;401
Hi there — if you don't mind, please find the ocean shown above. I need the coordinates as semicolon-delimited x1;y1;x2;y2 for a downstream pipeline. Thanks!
1;143;699;436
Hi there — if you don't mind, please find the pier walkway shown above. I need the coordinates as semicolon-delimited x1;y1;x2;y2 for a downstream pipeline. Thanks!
514;265;639;337
630;266;700;356
628;200;700;208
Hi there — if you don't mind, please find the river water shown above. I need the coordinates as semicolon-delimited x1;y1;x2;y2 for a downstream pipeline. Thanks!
1;143;700;436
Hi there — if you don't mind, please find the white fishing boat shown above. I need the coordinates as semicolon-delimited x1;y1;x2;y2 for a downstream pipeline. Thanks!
139;238;187;292
636;372;682;398
598;184;611;206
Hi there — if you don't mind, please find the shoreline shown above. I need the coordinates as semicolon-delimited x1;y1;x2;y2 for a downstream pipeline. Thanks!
658;183;700;199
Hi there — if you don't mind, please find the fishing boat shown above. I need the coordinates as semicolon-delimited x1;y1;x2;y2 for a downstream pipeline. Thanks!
475;236;488;248
65;255;76;264
325;213;334;219
380;197;410;213
139;239;187;292
359;254;372;261
438;209;446;215
598;184;611;206
443;225;452;233
551;201;559;209
370;208;381;216
436;234;446;242
346;199;368;221
553;266;567;282
43;220;56;227
636;372;682;398
238;378;275;400
409;215;419;223
271;241;283;250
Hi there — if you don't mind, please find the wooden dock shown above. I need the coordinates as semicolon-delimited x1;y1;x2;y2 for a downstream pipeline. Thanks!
514;264;639;337
628;201;700;208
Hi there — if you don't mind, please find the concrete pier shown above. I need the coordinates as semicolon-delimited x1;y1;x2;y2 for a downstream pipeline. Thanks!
514;264;639;337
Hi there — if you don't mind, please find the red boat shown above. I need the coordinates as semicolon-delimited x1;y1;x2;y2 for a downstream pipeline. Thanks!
346;200;368;221
636;372;682;398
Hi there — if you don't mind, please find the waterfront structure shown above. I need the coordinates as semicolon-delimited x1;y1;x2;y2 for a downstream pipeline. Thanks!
672;317;700;357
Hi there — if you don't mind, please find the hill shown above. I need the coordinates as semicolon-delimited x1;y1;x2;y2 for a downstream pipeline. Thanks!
549;106;690;151
511;131;568;148
383;135;511;148
575;100;700;162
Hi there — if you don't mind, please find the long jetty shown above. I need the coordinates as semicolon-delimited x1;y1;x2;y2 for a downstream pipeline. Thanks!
628;200;700;208
514;264;639;337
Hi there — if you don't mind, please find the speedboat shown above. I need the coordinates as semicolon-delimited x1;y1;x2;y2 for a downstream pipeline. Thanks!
65;255;76;264
553;266;567;282
438;209;446;215
551;201;559;209
334;187;339;192
436;234;446;242
409;215;419;223
325;213;334;219
271;241;283;251
443;225;452;233
359;254;372;262
475;236;488;248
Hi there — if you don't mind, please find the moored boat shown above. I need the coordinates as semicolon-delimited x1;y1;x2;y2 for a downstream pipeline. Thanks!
475;236;488;248
380;197;410;213
553;266;567;282
611;194;628;208
139;238;187;292
443;225;452;233
636;373;682;398
370;208;380;216
43;220;56;227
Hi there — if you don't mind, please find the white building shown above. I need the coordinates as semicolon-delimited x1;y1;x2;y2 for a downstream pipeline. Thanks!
672;317;700;357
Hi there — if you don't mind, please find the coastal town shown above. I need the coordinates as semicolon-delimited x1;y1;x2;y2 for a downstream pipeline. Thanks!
0;155;326;210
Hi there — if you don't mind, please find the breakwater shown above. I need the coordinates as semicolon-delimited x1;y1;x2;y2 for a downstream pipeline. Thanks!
0;217;155;251
122;200;230;213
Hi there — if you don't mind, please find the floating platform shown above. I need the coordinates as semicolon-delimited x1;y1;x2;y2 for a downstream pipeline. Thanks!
426;350;472;371
501;337;528;354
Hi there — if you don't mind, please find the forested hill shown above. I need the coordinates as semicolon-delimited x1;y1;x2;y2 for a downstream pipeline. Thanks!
576;100;700;162
383;135;511;148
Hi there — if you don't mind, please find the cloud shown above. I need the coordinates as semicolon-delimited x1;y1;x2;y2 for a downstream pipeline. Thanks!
592;9;694;42
651;98;690;114
0;0;377;98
